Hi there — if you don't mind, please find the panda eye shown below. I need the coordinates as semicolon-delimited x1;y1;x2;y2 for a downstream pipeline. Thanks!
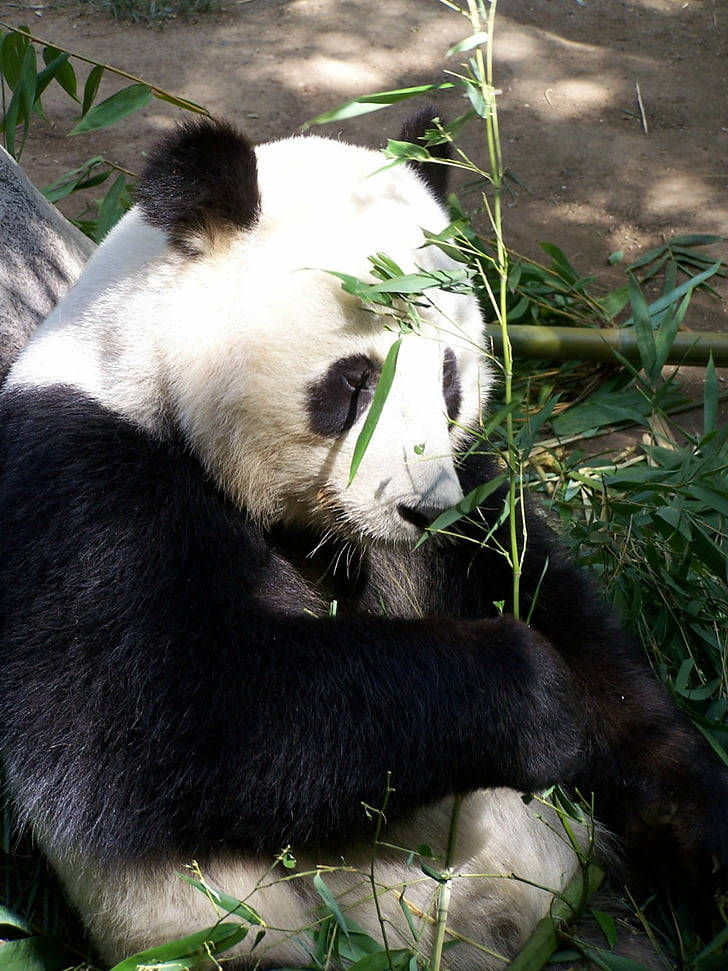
442;347;461;425
342;368;373;393
306;354;380;439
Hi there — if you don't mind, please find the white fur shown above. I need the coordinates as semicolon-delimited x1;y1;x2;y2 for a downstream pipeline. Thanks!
45;790;582;969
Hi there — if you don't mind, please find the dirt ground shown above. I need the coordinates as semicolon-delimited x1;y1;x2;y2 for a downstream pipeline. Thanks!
1;0;727;334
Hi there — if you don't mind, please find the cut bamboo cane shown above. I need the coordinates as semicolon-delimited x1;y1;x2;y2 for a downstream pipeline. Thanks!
485;324;728;367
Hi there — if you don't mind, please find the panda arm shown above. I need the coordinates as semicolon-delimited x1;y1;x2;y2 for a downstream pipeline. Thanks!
441;452;728;881
0;386;580;862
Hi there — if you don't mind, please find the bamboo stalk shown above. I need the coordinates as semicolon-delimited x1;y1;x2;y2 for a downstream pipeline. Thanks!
485;325;728;367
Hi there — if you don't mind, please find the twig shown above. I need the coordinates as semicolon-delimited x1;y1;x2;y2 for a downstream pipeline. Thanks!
635;81;648;134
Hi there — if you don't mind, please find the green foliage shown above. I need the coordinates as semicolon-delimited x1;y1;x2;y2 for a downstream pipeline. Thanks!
0;23;209;240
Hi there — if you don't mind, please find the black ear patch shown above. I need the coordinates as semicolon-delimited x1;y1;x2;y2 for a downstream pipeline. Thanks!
138;118;260;255
399;104;452;205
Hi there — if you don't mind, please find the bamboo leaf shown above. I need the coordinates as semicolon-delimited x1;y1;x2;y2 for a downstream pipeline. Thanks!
303;83;457;128
447;31;489;56
179;874;266;926
414;473;508;548
508;862;604;971
0;905;31;934
669;233;724;247
627;273;656;377
384;138;431;162
313;873;350;938
41;156;109;203
2;79;21;156
599;283;629;319
91;172;128;242
326;268;469;303
690;522;727;580
465;80;489;118
627;243;668;271
686;482;728;519
34;51;69;102
0;29;30;90
3;43;36;158
420;860;448;883
624;262;721;327
0;936;75;971
108;922;248;971
540;241;579;285
41;46;77;101
348;951;414;971
348;339;401;485
590;908;617;949
653;291;689;373
71;82;152;134
81;63;104;116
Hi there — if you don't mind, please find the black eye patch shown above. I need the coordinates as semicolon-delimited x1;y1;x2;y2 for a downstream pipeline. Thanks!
306;354;380;438
442;347;461;425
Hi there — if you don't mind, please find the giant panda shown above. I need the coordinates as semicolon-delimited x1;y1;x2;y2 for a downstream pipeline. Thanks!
0;111;726;970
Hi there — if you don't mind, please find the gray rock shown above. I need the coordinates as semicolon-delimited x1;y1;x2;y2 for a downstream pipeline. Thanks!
0;147;95;383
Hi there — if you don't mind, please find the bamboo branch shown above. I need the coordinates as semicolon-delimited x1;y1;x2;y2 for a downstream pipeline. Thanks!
486;324;728;367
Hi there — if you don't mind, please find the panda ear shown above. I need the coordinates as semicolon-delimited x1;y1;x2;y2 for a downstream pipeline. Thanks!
137;118;260;256
398;104;452;205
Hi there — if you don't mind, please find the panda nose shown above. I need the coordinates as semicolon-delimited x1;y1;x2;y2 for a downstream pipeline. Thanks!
397;503;450;531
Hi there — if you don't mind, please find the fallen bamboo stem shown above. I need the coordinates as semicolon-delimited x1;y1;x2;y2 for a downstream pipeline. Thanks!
485;324;728;367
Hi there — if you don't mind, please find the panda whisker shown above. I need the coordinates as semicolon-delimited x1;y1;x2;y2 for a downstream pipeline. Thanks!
307;526;337;560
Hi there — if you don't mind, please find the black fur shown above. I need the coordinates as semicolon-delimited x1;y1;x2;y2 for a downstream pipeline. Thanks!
137;118;260;254
399;104;452;204
306;354;379;438
0;387;580;860
1;385;726;888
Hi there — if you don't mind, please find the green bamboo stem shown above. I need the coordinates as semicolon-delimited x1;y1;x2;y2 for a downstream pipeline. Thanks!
485;324;728;367
430;795;463;971
465;0;522;619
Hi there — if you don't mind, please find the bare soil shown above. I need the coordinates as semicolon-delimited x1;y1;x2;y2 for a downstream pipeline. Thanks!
2;0;727;333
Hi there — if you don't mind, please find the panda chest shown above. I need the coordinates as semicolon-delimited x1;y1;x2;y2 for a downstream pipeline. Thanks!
265;526;429;620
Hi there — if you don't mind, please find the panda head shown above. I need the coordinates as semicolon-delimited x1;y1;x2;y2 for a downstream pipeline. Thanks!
14;115;493;545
